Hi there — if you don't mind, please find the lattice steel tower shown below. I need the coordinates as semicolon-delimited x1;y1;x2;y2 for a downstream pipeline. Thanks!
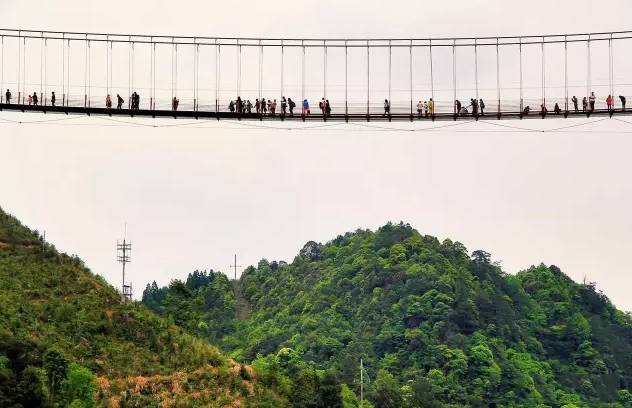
117;238;132;302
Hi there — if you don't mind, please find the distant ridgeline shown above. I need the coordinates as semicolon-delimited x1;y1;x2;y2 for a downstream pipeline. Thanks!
0;207;285;407
144;222;632;408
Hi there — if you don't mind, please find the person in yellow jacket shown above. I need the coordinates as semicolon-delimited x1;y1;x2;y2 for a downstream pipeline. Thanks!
428;98;434;116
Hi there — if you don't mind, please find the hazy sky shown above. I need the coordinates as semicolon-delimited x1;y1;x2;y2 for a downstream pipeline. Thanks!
2;0;632;311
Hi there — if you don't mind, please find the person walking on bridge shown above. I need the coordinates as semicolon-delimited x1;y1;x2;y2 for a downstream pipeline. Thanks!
417;100;423;118
606;95;614;113
589;92;596;112
479;99;485;116
572;95;578;112
116;94;124;109
428;98;435;116
620;95;626;111
33;92;39;106
106;94;112;109
281;97;287;116
51;92;56;107
325;100;331;117
302;99;310;115
582;97;587;112
383;99;390;116
470;98;477;116
454;99;461;116
288;98;296;116
5;89;11;104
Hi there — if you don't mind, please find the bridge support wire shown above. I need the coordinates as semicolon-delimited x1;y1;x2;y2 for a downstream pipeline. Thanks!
88;39;91;107
16;31;20;104
40;32;43;106
128;38;132;108
409;40;413;117
452;39;456;116
66;38;70;106
587;35;591;106
519;38;523;113
496;38;500;116
609;34;614;99
44;37;47;106
84;35;88;108
475;39;479;108
366;41;370;116
281;40;284;108
149;38;153;110
345;40;348;116
564;36;568;112
388;40;392;117
237;40;241;103
259;40;265;113
429;39;434;117
541;37;545;111
259;40;263;114
215;40;219;113
196;41;200;111
22;35;25;104
1;35;3;103
301;40;305;117
324;40;327;101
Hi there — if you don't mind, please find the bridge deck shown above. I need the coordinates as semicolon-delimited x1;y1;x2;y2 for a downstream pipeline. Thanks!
0;104;629;123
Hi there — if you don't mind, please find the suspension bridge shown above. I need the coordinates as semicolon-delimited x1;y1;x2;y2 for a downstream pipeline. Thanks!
0;28;631;122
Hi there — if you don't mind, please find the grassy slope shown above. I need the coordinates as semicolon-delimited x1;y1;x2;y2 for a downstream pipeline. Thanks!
0;207;285;407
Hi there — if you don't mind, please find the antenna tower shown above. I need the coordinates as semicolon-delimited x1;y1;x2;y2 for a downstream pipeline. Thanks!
230;254;242;281
117;232;132;302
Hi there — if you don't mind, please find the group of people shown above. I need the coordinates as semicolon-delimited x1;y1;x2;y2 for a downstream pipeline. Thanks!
453;98;486;117
105;94;127;109
228;96;302;117
3;89;58;106
521;92;627;116
2;87;629;117
414;99;435;117
569;93;626;113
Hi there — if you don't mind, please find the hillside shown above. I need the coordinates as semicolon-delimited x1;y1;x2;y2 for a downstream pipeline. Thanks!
144;223;632;408
0;207;285;408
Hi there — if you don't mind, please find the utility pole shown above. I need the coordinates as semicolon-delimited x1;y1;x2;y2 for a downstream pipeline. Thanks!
117;225;132;302
230;254;242;281
360;358;364;403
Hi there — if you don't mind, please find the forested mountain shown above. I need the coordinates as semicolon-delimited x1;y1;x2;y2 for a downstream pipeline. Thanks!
144;223;632;408
0;207;285;408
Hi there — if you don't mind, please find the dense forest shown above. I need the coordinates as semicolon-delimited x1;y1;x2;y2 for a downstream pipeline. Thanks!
144;223;632;408
0;207;285;407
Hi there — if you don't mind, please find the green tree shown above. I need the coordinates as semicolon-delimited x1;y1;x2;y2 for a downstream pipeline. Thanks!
370;370;403;408
17;366;49;407
317;371;343;408
43;350;68;403
619;389;632;407
64;363;97;408
341;384;359;408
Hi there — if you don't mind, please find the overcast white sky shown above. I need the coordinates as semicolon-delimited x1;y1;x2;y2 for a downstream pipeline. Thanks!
2;0;632;311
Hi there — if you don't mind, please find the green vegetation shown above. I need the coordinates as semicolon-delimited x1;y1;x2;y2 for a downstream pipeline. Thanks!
144;223;632;408
0;207;285;407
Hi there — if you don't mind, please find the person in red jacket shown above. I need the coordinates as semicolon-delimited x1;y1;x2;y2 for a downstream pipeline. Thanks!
606;95;614;112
